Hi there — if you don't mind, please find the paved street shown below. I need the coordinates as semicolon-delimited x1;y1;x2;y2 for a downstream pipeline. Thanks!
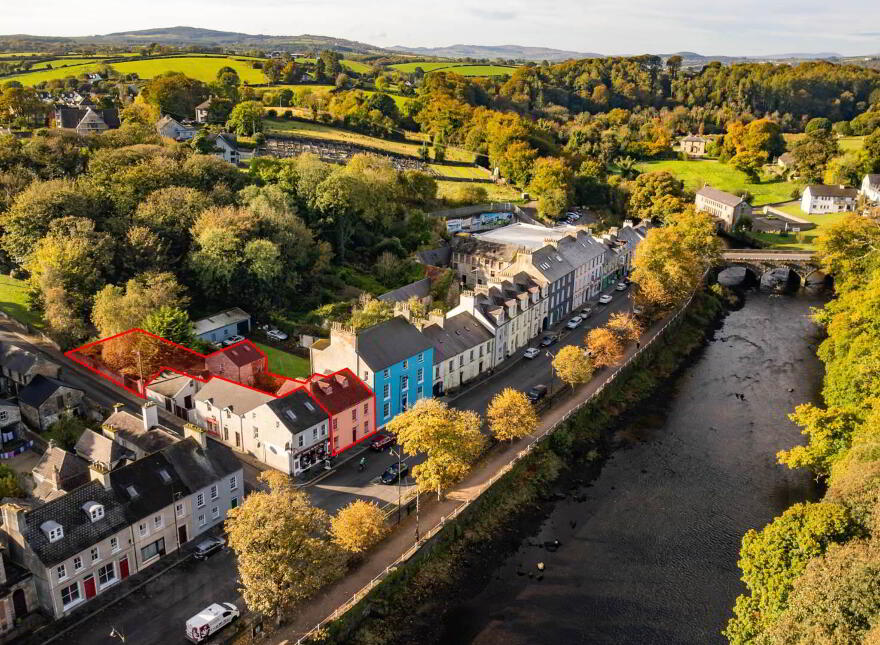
32;288;634;645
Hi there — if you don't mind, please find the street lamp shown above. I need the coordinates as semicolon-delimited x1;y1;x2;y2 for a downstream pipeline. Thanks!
389;447;403;524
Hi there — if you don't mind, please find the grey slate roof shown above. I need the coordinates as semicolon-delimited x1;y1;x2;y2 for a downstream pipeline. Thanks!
75;429;134;467
147;371;194;398
18;375;82;409
108;451;188;524
356;316;433;371
696;186;745;208
265;389;328;435
530;244;575;283
557;231;606;269
102;410;178;455
416;246;451;267
866;174;880;187
807;184;859;198
56;107;120;129
421;312;494;363
163;437;241;493
32;446;88;488
378;278;432;304
0;342;41;375
194;378;274;415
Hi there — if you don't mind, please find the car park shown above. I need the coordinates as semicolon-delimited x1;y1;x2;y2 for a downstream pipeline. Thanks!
266;328;288;341
539;335;557;347
580;307;593;318
523;347;541;359
370;433;395;451
565;316;583;330
221;335;245;347
185;602;239;643
615;282;628;291
598;294;613;305
381;462;409;484
193;536;225;561
526;384;548;403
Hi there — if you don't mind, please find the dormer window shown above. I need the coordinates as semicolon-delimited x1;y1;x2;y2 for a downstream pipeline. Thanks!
82;501;104;522
41;520;64;542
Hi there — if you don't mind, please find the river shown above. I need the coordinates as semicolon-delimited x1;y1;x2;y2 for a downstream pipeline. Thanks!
446;291;825;645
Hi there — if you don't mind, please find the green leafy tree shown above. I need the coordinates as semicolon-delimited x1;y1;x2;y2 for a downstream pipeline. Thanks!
143;72;208;120
142;305;196;346
226;101;264;136
791;128;840;183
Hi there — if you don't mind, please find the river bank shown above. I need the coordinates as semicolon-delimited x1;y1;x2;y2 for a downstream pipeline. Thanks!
311;288;730;645
449;290;824;645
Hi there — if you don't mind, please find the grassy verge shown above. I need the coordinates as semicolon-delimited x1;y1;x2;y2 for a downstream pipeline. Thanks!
0;274;44;329
253;342;310;379
309;289;725;645
435;180;522;203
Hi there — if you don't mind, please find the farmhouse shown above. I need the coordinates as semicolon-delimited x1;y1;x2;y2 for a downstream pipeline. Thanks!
54;107;119;136
800;184;859;214
208;133;240;165
680;134;710;157
695;186;751;230
156;115;197;141
861;174;880;204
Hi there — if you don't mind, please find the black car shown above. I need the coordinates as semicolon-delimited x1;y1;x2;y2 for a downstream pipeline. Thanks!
526;384;549;403
370;433;395;451
539;335;557;347
193;536;225;560
380;462;410;484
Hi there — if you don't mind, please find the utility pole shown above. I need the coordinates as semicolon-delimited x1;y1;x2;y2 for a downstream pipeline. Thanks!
390;447;402;524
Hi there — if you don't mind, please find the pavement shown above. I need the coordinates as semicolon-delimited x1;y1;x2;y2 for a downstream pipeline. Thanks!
14;287;637;645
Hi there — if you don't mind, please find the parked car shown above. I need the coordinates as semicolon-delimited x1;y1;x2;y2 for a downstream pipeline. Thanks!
526;384;548;403
266;328;288;341
221;335;245;347
193;536;225;561
615;282;628;291
539;335;558;347
185;602;239;643
523;347;541;359
370;433;395;451
598;294;613;305
381;462;410;484
565;316;583;330
580;307;593;318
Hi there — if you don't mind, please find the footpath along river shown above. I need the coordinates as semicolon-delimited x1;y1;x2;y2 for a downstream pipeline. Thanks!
446;291;825;645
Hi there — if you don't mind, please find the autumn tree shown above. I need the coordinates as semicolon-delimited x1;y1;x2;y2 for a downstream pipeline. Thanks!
387;399;486;499
607;312;643;345
349;296;394;331
777;404;862;477
143;72;208;121
528;157;574;218
486;388;539;441
225;470;341;622
552;345;595;388
791;128;840;183
586;327;625;368
330;500;387;553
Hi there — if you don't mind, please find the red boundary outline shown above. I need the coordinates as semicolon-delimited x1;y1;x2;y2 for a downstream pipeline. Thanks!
65;328;378;457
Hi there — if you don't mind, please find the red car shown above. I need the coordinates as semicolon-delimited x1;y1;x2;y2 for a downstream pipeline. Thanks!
370;433;395;451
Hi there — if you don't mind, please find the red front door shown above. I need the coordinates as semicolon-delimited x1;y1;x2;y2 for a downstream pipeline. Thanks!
119;557;130;580
83;575;96;599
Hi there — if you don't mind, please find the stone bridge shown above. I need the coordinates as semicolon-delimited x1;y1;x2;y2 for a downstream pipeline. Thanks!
719;249;823;285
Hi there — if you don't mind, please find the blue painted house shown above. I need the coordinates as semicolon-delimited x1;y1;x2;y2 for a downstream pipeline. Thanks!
310;317;434;429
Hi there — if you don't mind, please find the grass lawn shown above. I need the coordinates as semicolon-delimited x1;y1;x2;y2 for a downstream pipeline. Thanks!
752;203;850;250
634;158;800;205
838;136;866;153
294;57;372;74
0;274;43;329
263;117;476;162
253;342;310;379
436;180;522;202
430;164;490;179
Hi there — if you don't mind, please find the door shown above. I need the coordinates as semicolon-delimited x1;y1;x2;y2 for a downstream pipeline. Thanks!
178;525;188;545
119;557;130;580
12;588;27;618
83;575;96;599
235;432;241;448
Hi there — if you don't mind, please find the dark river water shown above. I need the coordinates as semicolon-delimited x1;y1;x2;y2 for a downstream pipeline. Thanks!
449;292;825;645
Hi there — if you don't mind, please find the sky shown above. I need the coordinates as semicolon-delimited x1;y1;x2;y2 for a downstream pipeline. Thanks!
4;0;880;56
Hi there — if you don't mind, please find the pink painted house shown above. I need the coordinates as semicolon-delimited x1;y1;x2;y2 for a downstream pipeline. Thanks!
301;369;376;456
205;342;264;387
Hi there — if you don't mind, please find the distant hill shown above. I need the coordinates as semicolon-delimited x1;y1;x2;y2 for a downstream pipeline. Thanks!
387;43;602;62
667;50;845;68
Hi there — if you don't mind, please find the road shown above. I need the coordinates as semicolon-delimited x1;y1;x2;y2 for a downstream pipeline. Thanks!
45;288;634;645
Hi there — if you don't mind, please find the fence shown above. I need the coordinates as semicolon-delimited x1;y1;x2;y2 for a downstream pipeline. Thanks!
292;286;702;644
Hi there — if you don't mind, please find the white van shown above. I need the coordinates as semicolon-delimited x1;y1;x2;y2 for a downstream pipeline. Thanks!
185;602;240;643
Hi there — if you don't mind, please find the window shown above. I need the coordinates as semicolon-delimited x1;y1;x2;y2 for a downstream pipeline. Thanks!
98;563;116;587
364;421;369;434
417;368;423;384
57;564;66;580
312;427;318;440
0;410;6;422
110;537;119;553
176;502;185;519
198;513;206;527
417;386;423;397
418;353;424;363
210;485;218;500
153;514;163;530
383;384;390;400
61;582;80;608
231;497;239;509
196;493;205;508
363;403;368;414
383;402;390;418
229;475;237;491
212;506;220;519
448;359;454;371
383;369;390;379
73;556;82;571
333;418;339;431
253;426;259;439
138;522;148;538
363;371;369;380
351;408;357;420
469;350;474;361
140;537;165;562
459;356;464;368
402;360;408;370
298;435;304;448
91;546;100;562
401;375;409;391
401;393;409;411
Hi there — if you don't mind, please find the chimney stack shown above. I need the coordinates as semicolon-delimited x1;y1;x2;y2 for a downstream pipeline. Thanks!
184;423;208;449
89;462;111;489
142;401;159;432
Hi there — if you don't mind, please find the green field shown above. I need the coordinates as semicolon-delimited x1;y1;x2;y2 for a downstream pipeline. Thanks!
635;159;800;205
436;180;521;203
0;274;43;329
389;62;518;76
389;61;471;73
253;342;310;378
7;55;267;85
430;164;490;179
838;136;866;153
263;117;476;163
29;57;100;70
293;57;372;74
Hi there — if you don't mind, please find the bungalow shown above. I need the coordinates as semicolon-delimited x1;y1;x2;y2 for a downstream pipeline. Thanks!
54;107;120;136
205;343;264;388
17;376;84;432
249;389;330;475
801;184;859;214
680;134;710;157
310;317;434;429
209;133;240;165
156;115;197;141
861;174;880;204
192;308;251;344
